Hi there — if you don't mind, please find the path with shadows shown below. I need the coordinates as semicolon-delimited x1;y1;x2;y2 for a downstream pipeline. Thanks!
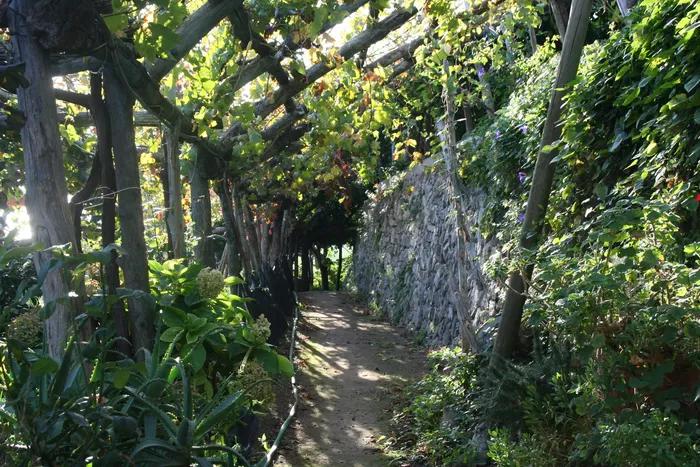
275;292;425;466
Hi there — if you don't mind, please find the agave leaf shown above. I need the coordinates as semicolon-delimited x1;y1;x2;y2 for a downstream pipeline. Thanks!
176;418;194;449
50;339;78;397
194;391;243;439
124;387;178;438
131;437;181;456
193;457;215;467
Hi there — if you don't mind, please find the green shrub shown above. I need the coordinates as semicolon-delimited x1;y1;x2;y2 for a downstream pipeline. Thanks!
488;428;561;467
581;411;700;466
5;307;42;348
0;248;292;465
395;1;700;465
391;348;482;465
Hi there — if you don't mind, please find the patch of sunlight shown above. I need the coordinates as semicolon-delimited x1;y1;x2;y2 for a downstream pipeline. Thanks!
4;207;32;240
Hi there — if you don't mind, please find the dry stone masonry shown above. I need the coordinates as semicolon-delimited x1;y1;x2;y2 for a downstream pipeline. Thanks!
353;157;502;349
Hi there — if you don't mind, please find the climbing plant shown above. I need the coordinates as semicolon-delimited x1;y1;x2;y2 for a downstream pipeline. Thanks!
1;0;699;464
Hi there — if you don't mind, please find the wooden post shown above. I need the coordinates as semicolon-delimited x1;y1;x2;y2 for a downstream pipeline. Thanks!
215;176;243;278
9;0;79;358
528;27;538;55
164;126;186;259
157;150;174;257
493;0;593;360
476;64;496;116
550;0;571;39
336;244;343;291
104;66;154;356
190;150;215;267
616;0;637;17
91;73;131;356
442;60;480;352
300;247;311;292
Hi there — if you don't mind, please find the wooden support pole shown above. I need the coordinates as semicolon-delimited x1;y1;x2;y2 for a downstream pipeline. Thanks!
493;0;593;360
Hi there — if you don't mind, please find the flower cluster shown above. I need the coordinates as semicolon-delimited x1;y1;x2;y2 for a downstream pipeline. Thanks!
196;267;225;299
231;361;274;405
250;314;271;343
6;309;42;347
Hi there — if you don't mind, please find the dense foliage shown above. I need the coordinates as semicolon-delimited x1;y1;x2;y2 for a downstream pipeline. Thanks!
2;0;699;464
0;243;292;465
384;0;700;465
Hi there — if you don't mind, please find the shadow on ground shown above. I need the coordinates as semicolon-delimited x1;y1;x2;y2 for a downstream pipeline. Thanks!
274;292;425;467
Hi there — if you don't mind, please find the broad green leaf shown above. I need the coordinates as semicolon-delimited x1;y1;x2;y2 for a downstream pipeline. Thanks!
185;344;206;372
149;23;180;51
113;368;131;389
160;326;184;342
31;356;59;375
103;13;129;34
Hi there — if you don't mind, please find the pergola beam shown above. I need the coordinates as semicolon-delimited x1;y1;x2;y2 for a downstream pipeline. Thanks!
365;37;423;70
218;6;417;147
220;0;371;96
147;0;238;81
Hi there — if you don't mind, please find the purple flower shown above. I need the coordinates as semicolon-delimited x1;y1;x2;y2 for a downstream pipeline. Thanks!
518;124;528;134
517;171;527;184
495;130;502;140
517;213;526;223
477;66;486;80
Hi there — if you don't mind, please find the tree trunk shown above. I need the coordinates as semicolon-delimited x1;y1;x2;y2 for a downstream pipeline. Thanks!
476;64;495;116
528;27;538;55
300;246;311;292
215;176;243;278
550;0;571;39
9;1;79;358
232;186;263;276
442;59;480;352
335;244;343;291
164;126;186;259
104;65;154;356
493;0;593;361
90;73;131;357
190;150;215;267
259;219;271;267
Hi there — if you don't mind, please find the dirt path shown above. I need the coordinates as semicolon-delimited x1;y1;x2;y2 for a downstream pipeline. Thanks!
274;292;425;467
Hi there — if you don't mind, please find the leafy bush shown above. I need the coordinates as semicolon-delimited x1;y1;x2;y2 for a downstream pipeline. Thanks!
0;247;292;466
395;1;700;465
488;428;561;467
571;410;700;466
388;348;482;465
5;307;42;347
0;234;40;339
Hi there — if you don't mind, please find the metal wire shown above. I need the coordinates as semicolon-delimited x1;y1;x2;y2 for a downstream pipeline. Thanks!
256;292;301;467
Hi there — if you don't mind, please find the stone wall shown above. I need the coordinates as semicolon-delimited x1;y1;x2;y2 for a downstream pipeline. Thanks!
353;158;502;349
